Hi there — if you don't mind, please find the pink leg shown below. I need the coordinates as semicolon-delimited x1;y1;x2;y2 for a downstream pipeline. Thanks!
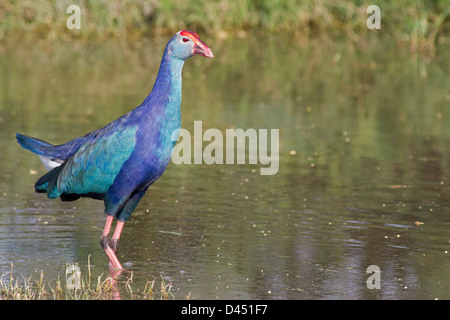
109;221;124;269
100;216;123;270
112;220;124;242
102;215;114;237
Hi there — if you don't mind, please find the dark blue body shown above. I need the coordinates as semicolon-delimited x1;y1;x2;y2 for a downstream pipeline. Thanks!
17;35;185;221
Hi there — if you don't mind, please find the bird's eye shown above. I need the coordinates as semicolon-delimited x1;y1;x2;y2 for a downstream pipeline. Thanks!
182;38;189;42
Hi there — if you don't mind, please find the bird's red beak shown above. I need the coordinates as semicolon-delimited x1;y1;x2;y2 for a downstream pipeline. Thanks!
193;42;214;58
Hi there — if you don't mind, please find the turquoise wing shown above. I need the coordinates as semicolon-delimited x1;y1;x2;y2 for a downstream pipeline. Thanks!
36;126;137;199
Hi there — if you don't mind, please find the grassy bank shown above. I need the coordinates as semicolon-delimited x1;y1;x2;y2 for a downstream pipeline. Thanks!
0;0;449;50
0;263;178;300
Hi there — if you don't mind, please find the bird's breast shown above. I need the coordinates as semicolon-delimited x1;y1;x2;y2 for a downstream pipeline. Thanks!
133;110;180;176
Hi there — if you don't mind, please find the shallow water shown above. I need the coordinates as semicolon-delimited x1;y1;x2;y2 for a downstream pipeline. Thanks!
0;34;449;299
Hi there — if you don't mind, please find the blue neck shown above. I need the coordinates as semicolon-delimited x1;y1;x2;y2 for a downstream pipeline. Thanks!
134;46;185;151
146;47;185;111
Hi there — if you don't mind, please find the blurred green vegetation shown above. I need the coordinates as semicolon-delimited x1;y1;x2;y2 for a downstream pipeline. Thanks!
0;0;449;52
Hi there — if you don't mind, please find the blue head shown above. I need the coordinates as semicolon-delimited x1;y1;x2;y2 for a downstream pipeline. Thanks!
146;30;213;114
167;30;214;61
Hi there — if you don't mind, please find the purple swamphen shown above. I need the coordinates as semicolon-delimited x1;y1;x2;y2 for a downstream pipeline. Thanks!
16;31;213;270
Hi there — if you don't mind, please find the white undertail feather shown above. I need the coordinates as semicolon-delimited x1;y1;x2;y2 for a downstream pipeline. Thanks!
38;155;63;170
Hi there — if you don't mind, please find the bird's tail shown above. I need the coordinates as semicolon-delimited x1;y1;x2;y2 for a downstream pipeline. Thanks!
17;133;83;201
16;133;55;157
16;133;64;170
